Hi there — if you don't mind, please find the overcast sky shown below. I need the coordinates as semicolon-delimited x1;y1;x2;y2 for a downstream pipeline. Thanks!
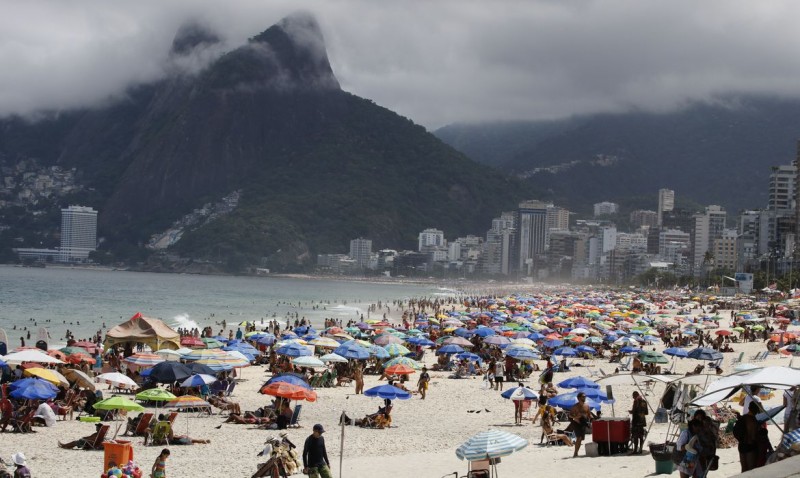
3;0;800;129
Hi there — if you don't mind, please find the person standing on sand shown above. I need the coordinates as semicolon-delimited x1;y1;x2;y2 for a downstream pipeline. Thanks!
568;392;591;458
494;361;505;391
151;448;169;478
303;424;331;478
417;367;430;399
629;391;648;454
354;364;364;395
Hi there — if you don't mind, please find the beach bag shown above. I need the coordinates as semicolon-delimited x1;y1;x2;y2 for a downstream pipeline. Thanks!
670;448;686;466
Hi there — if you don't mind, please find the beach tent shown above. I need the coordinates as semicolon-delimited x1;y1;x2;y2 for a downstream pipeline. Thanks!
104;313;180;351
690;366;800;406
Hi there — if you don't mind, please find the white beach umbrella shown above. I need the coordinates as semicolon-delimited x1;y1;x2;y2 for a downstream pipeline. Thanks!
292;356;326;368
455;429;528;461
3;350;64;364
97;372;138;389
156;349;183;362
320;353;348;363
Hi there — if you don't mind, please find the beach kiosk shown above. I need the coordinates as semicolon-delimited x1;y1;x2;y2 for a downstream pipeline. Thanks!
104;313;181;352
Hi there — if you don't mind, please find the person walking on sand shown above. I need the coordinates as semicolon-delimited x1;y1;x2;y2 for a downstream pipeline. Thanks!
494;360;505;391
303;424;331;478
568;392;591;458
151;448;170;478
417;367;430;400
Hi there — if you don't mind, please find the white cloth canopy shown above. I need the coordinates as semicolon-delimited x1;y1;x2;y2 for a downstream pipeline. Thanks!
690;366;800;406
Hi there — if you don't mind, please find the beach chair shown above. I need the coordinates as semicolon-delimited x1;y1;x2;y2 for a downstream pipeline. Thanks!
11;409;36;433
288;404;302;428
618;356;632;372
521;400;533;419
467;459;490;478
749;351;763;361
225;381;236;397
146;422;171;446
167;412;179;426
80;424;110;450
130;412;154;437
730;352;744;366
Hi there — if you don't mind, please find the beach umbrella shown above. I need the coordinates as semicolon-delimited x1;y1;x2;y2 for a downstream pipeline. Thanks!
383;356;422;370
2;349;64;364
276;343;312;358
180;374;217;388
94;396;145;412
455;429;528;461
165;395;211;410
368;345;390;359
483;336;511;346
223;351;252;367
548;392;601;411
194;359;234;372
292;356;326;369
260;382;317;402
558;376;599;389
619;346;641;354
180;336;204;347
473;328;496;338
505;347;539;360
410;337;435;347
185;362;216;375
542;339;564;349
309;337;340;349
333;342;371;360
135;388;177;402
576;387;614;403
182;349;228;361
256;334;276;346
9;378;58;400
266;373;313;390
72;341;101;353
663;347;689;358
123;353;165;367
687;347;723;361
500;386;538;401
455;352;482;362
24;367;68;387
148;361;192;383
383;343;411;357
60;346;90;356
575;345;597;355
201;338;224;349
374;334;403;346
62;368;97;391
443;337;474;348
638;350;669;364
97;372;138;389
553;347;578;357
320;353;348;363
437;344;465;355
155;350;184;362
66;352;96;365
364;384;411;400
384;364;416;375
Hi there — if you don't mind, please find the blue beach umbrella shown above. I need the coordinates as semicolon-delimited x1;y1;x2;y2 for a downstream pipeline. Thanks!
619;346;641;354
663;347;689;358
364;384;411;400
576;345;597;354
548;392;601;411
552;347;577;357
10;378;58;400
500;386;538;400
473;328;496;338
266;373;312;390
180;374;217;388
455;352;482;362
543;339;564;349
576;386;614;403
505;347;539;360
437;344;465;355
558;376;599;389
369;345;390;359
256;334;276;346
333;342;371;360
687;347;723;361
483;336;511;346
276;343;312;358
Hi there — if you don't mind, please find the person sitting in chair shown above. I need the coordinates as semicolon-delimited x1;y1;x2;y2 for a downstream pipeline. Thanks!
541;409;573;446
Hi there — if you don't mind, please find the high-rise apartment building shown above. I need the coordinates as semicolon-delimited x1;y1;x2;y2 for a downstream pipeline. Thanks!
59;205;97;262
712;229;738;272
658;189;675;226
693;205;727;275
593;202;619;217
768;164;796;211
517;200;549;275
630;210;658;229
418;228;445;251
349;237;372;268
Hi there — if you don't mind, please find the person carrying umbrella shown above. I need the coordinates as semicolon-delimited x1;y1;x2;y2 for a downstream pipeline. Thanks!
302;424;331;478
567;392;592;458
629;391;648;454
417;366;430;400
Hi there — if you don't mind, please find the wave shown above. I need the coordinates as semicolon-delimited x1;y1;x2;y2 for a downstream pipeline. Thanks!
170;313;199;331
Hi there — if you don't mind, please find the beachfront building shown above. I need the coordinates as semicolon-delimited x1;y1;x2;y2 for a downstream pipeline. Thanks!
712;229;738;272
349;237;373;268
546;230;587;280
484;212;515;275
593;201;619;217
769;164;796;211
516;200;549;276
692;205;727;276
418;228;445;251
58;205;97;262
630;209;658;229
659;228;692;274
658;188;675;226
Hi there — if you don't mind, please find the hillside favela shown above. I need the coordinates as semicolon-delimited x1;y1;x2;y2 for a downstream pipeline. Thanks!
3;3;800;478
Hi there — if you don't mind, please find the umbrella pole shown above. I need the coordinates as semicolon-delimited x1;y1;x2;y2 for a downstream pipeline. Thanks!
339;410;346;478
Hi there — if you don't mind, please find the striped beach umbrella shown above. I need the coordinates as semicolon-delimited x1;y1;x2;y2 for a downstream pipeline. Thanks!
183;349;229;361
383;356;422;370
309;337;340;349
165;395;211;410
455;430;528;461
292;356;326;369
383;343;411;357
124;353;165;367
194;359;234;372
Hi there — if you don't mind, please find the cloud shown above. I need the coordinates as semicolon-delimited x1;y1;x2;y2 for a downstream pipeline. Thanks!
3;0;800;128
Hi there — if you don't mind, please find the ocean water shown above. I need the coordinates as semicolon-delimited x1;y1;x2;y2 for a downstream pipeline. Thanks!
0;266;449;346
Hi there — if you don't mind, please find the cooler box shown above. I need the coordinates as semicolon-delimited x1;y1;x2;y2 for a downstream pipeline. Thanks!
592;418;630;455
103;440;133;470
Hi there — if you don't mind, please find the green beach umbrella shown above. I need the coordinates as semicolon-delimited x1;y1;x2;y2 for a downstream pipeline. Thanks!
136;388;177;402
383;343;411;357
60;346;91;355
94;396;145;412
638;350;669;364
383;356;422;370
202;338;224;349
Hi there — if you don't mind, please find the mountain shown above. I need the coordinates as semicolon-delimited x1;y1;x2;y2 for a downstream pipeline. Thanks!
435;97;800;214
0;12;525;271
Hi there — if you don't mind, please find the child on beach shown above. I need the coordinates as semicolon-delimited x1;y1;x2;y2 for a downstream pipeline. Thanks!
151;449;169;478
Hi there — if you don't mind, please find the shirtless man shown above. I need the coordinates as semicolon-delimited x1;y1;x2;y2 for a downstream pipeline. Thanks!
568;392;591;458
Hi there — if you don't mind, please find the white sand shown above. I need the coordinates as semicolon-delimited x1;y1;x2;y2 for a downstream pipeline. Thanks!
2;310;794;477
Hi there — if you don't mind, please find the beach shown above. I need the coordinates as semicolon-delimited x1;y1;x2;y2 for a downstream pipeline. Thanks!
2;307;794;478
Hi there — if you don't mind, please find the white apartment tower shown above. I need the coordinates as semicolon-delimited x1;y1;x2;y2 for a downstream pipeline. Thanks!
517;200;549;275
768;164;796;211
658;189;675;226
418;228;445;251
59;205;98;262
593;202;619;217
349;237;372;268
693;205;727;275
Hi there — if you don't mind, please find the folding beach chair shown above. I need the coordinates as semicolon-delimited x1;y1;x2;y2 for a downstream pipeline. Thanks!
146;422;170;446
225;381;236;397
730;352;744;366
618;356;632;372
467;459;490;478
288;404;302;428
80;424;110;450
126;412;154;437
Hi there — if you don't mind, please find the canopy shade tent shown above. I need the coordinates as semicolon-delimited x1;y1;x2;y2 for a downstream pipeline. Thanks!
690;366;800;406
104;313;180;351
